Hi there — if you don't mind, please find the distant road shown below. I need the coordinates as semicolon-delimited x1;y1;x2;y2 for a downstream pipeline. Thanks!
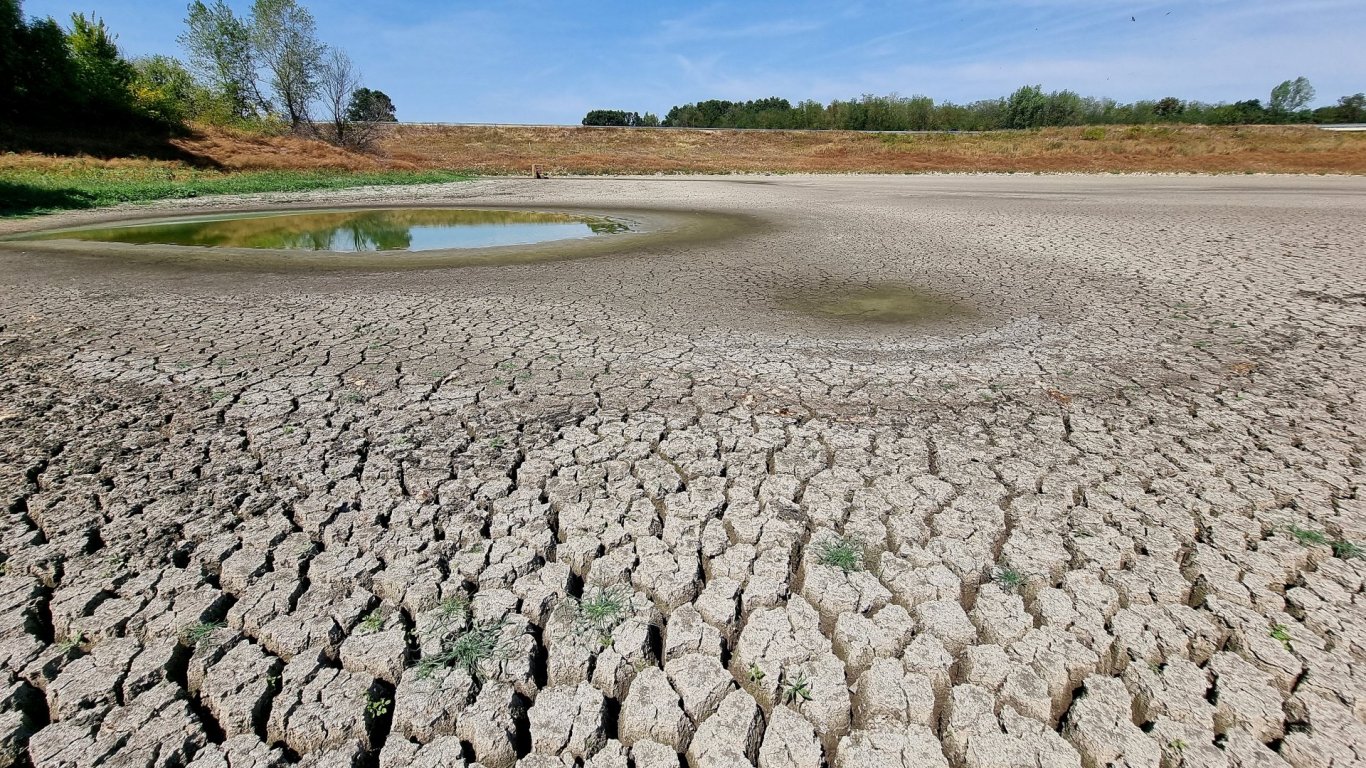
1317;123;1366;132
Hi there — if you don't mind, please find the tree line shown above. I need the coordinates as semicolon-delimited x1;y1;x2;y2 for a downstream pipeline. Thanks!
586;79;1364;131
0;0;397;148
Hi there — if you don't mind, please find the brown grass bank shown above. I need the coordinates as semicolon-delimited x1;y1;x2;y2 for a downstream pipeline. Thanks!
6;123;1365;182
378;123;1366;175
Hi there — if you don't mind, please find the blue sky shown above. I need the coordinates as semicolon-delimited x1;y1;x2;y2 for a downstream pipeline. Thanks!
23;0;1366;123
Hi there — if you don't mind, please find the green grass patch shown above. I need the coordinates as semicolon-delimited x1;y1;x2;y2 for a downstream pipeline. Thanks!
815;537;864;574
416;621;509;680
577;586;631;643
1287;525;1329;547
0;165;470;217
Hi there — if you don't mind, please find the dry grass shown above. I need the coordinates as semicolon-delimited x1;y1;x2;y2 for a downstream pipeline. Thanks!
169;124;418;171
377;123;1366;175
6;124;1363;189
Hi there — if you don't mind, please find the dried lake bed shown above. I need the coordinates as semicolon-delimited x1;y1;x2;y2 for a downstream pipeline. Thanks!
0;174;1363;767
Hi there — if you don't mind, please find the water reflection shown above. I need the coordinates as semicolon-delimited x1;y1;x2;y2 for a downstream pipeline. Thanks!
33;209;628;252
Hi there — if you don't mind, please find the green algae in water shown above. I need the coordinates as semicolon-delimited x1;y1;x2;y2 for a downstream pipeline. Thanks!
25;208;630;252
784;284;976;324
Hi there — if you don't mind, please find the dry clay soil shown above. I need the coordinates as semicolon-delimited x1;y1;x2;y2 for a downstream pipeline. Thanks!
0;174;1364;768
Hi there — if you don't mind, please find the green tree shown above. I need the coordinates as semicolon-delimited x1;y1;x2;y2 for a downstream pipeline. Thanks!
0;0;22;116
251;0;326;129
1153;97;1183;118
1043;90;1083;126
180;0;263;120
1006;85;1047;128
346;87;396;122
1337;93;1365;123
67;13;134;114
1270;77;1314;114
11;16;77;122
131;54;203;123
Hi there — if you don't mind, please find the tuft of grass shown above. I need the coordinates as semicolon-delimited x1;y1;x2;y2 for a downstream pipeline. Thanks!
780;669;813;704
815;538;863;574
993;566;1027;591
181;621;224;648
577;586;630;642
357;610;385;634
1331;539;1364;560
1270;624;1293;652
439;596;469;619
1287;525;1329;547
55;633;84;654
416;621;508;680
0;160;471;218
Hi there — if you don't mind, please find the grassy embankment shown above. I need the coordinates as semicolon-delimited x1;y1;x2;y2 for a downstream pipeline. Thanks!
5;123;1363;217
0;161;468;217
382;123;1366;175
0;125;468;217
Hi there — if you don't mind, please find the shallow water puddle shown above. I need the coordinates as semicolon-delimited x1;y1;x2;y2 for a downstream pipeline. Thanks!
783;284;976;324
24;208;630;252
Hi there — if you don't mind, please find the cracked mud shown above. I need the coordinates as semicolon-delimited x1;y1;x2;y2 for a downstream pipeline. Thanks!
0;174;1363;768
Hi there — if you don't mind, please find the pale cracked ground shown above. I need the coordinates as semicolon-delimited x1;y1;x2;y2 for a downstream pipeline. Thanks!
0;174;1364;768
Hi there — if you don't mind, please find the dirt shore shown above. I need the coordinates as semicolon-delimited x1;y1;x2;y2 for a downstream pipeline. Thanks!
1;175;1363;767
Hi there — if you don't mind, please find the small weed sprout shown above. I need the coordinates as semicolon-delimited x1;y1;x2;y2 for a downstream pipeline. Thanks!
416;621;509;680
357;610;385;634
577;586;630;642
56;633;84;654
1270;624;1293;652
422;596;469;637
747;663;766;685
1169;739;1188;753
182;621;223;648
993;565;1027;592
439;596;469;619
1287;525;1329;547
365;695;391;718
815;538;863;574
1331;539;1364;560
780;669;813;704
